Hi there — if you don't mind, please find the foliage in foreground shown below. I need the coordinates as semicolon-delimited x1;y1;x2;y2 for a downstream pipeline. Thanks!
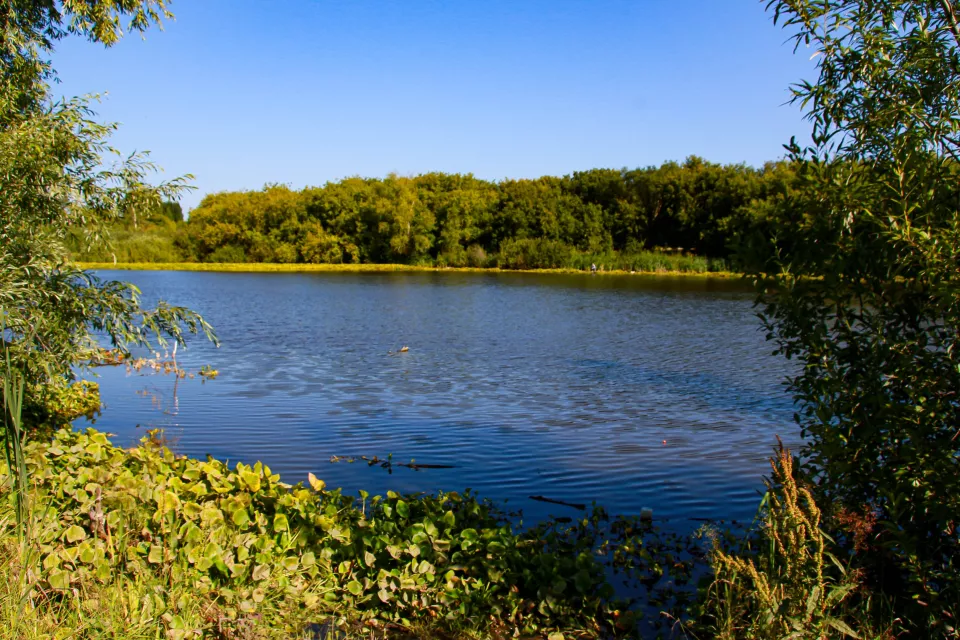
0;427;675;639
695;445;877;640
0;369;710;639
736;0;960;635
0;0;217;430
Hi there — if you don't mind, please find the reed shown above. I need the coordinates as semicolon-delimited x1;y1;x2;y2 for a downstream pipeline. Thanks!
693;443;891;640
1;325;28;542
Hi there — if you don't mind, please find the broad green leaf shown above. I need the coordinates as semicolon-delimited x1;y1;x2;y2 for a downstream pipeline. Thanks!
156;489;181;515
239;470;261;492
487;540;506;553
48;570;71;590
78;542;95;564
182;501;203;519
64;525;87;543
346;580;363;596
232;508;250;528
307;472;325;492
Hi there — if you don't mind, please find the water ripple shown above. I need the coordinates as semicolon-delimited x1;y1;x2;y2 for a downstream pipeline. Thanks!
85;271;800;525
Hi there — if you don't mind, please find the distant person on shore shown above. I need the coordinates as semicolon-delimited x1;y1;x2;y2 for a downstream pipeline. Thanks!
590;263;597;274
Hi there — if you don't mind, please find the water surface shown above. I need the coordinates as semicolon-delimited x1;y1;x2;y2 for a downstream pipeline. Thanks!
85;270;799;524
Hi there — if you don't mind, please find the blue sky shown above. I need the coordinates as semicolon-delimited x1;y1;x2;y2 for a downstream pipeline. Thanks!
53;0;816;212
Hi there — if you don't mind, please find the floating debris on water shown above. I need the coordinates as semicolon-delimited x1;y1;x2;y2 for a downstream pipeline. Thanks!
329;454;454;473
529;495;587;510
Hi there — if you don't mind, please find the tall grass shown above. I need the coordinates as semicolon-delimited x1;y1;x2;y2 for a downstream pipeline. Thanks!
565;250;727;273
67;227;187;263
1;326;27;541
693;443;890;639
0;321;40;636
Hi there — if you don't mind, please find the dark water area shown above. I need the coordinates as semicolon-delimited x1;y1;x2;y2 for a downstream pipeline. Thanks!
82;270;800;526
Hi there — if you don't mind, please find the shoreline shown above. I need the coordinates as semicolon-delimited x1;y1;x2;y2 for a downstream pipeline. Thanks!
76;261;742;279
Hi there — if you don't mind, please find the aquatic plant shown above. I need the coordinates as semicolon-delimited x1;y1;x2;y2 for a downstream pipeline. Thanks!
0;427;711;638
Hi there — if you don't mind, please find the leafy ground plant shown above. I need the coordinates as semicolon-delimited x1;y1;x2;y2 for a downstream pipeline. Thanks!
0;427;698;639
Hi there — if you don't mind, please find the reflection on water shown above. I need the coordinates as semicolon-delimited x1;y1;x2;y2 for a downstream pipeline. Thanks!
84;270;800;524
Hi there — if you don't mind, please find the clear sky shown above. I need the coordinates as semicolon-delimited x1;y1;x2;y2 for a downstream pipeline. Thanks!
53;0;816;212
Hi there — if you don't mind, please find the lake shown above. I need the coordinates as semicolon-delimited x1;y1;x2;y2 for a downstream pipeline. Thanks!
84;270;800;526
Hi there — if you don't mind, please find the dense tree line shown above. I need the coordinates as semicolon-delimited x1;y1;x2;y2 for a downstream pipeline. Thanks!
80;158;800;270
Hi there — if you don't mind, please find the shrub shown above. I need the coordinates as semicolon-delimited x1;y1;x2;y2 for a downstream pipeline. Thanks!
206;244;247;264
67;227;188;263
496;238;574;269
274;242;298;264
742;2;960;633
465;244;489;268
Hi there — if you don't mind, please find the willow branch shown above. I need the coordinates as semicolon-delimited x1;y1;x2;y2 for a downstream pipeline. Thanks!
939;0;960;49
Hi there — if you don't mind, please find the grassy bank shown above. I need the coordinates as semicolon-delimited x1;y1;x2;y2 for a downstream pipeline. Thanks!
76;261;740;278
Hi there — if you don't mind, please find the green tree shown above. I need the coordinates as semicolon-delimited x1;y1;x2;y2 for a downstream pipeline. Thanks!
415;173;498;266
182;162;779;269
1;1;215;422
154;200;183;224
564;168;639;251
744;0;960;631
373;175;435;264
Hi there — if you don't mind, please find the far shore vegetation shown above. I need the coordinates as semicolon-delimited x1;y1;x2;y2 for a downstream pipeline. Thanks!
77;260;740;278
66;160;788;275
